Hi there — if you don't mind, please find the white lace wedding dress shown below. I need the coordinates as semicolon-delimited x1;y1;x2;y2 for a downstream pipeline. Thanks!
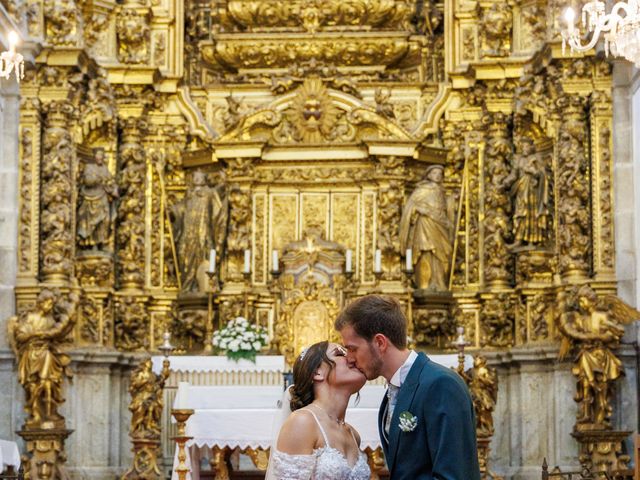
266;410;371;480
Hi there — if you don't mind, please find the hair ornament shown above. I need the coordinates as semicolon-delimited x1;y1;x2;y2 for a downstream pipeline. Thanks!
299;346;310;361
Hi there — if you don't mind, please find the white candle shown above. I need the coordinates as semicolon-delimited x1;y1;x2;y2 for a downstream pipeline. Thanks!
345;249;353;273
272;250;279;272
176;382;189;409
374;249;382;273
244;249;251;273
564;7;576;33
405;249;412;271
8;31;18;55
208;249;216;273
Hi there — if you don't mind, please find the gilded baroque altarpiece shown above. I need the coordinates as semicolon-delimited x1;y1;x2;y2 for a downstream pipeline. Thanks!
3;0;637;475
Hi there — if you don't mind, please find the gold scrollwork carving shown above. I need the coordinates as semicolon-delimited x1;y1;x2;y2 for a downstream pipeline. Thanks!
224;0;413;32
117;7;151;64
206;37;410;71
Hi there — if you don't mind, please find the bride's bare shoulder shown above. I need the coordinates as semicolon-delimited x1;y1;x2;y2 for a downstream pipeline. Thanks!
276;408;320;454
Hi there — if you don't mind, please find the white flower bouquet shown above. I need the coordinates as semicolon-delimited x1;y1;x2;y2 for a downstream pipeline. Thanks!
212;317;269;362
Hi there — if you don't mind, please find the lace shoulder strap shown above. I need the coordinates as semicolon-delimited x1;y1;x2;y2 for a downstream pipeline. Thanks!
303;409;331;448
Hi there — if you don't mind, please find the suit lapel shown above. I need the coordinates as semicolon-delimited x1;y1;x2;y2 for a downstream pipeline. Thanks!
378;390;389;458
387;353;428;473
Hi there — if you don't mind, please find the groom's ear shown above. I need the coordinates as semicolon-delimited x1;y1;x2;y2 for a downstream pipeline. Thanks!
373;333;389;353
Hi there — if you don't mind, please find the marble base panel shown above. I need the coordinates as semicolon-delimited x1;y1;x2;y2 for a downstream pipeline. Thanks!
486;344;638;480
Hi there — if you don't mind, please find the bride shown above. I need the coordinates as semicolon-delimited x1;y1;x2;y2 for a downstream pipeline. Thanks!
266;341;371;479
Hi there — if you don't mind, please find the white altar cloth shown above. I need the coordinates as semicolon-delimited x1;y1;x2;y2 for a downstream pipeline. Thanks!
170;384;385;480
0;439;21;470
152;355;285;374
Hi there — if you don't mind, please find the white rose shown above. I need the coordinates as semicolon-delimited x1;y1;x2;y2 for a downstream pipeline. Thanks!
252;341;262;350
229;339;240;350
240;342;251;350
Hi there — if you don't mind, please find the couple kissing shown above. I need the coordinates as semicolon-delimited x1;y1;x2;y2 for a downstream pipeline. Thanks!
266;294;481;480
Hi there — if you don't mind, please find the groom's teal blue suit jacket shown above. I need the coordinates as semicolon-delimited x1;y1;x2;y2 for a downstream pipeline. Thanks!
377;352;481;480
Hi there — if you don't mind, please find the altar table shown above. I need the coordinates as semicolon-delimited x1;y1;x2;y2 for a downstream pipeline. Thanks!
170;384;386;480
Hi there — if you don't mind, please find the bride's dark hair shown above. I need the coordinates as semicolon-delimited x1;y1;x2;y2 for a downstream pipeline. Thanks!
290;341;335;411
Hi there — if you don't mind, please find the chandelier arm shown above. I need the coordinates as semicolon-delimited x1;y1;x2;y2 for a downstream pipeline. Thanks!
568;23;607;51
568;3;632;53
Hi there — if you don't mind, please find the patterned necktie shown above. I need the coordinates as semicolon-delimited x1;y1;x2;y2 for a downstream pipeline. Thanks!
384;384;399;435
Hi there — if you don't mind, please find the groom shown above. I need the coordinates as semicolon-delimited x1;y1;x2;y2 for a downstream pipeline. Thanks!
336;294;480;480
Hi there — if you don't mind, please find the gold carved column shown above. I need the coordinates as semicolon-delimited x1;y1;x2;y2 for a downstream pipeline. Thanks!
114;116;150;351
556;95;590;281
40;101;77;286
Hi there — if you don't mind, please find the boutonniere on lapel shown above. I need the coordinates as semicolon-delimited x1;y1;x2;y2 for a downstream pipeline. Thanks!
398;411;418;432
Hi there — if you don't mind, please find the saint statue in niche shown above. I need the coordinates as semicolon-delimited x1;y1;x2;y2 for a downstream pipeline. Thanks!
503;137;551;248
170;170;228;294
77;147;119;251
399;164;454;291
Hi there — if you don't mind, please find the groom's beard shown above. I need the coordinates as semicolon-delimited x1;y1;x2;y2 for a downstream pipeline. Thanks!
366;343;384;380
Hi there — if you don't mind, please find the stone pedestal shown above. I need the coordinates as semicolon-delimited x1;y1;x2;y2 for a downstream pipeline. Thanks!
75;251;114;288
120;436;162;480
18;427;73;480
572;429;632;472
412;290;455;348
174;294;212;352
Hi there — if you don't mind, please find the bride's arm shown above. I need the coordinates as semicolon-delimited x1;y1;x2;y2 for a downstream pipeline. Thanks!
276;410;320;453
267;410;319;480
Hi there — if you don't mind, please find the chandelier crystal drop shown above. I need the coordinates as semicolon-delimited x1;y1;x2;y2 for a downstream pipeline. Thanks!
1;31;24;82
562;0;640;67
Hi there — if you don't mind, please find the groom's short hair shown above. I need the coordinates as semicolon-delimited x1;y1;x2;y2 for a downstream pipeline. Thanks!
335;294;407;349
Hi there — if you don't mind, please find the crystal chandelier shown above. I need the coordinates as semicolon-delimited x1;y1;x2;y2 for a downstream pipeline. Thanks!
562;0;640;67
1;31;24;82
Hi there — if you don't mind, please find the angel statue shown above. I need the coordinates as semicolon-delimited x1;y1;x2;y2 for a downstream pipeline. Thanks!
128;358;170;438
170;170;228;294
467;355;499;437
8;289;79;428
399;164;454;291
557;284;640;429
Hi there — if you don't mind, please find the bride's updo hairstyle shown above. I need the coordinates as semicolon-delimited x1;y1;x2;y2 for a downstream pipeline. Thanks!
290;341;335;411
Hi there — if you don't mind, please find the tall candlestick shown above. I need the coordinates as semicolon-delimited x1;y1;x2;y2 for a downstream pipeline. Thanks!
243;249;251;273
374;249;382;273
272;250;279;272
345;249;353;273
405;249;412;271
208;249;216;273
